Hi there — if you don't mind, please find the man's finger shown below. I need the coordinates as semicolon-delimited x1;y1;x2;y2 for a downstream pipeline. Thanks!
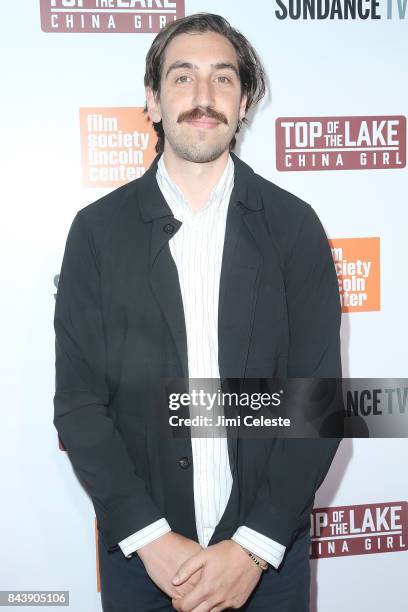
172;552;205;585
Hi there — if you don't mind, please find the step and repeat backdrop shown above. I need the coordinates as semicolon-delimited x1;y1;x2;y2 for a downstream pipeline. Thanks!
1;1;407;611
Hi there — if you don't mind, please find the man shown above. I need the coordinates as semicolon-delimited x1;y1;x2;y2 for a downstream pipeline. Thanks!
54;12;342;612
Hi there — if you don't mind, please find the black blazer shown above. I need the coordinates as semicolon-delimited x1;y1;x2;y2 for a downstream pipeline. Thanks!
53;152;342;554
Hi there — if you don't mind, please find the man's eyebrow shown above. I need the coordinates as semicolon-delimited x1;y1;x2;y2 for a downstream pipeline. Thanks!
164;61;239;79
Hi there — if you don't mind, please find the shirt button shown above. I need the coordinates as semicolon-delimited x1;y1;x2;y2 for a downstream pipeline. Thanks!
163;223;175;235
178;456;191;469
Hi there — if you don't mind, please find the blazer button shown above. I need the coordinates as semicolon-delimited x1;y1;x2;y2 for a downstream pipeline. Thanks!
178;456;191;469
163;223;175;235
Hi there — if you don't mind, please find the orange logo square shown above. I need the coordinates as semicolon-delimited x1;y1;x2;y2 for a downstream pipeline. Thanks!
330;237;380;313
80;107;157;188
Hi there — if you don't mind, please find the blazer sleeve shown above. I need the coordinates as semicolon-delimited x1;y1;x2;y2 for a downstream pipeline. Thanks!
53;211;164;550
240;203;343;549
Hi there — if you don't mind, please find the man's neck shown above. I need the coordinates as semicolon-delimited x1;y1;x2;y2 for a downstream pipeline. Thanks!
161;146;230;213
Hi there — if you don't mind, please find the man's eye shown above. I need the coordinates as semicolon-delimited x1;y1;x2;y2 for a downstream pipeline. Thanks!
216;76;231;84
175;75;192;83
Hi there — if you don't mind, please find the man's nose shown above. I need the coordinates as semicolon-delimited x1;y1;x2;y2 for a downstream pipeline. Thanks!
192;77;216;109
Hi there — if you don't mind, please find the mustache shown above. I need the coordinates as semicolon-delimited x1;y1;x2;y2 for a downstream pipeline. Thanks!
177;107;228;125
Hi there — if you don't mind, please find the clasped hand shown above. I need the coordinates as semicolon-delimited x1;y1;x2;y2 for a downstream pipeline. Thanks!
137;532;263;612
171;539;263;611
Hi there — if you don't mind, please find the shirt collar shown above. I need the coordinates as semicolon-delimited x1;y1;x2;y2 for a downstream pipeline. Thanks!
156;153;234;215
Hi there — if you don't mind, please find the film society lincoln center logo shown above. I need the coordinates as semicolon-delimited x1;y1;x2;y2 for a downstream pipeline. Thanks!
40;0;185;33
80;107;157;188
276;115;406;171
330;237;380;313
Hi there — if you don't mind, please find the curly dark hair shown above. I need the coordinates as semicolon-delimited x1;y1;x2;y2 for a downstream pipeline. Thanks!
143;13;266;153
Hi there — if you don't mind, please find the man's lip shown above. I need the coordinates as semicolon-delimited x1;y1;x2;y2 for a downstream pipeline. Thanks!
184;118;221;128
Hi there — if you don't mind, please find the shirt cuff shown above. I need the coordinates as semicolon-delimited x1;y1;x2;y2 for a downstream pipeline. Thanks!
118;518;172;558
231;525;286;570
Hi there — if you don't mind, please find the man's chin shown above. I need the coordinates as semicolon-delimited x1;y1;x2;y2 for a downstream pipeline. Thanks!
174;143;230;164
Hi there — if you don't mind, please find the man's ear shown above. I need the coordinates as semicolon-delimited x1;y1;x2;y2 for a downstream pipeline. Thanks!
145;86;162;123
239;92;248;122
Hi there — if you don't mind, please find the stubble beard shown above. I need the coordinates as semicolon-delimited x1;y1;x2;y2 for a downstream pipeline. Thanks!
169;137;229;163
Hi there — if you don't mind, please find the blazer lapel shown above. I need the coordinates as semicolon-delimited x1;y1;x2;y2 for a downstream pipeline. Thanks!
149;217;190;380
218;206;263;379
137;155;189;380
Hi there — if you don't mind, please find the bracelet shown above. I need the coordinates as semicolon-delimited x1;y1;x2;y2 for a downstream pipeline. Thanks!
242;547;269;571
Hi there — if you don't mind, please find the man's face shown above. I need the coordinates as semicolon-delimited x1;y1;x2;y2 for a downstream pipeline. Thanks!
146;31;247;163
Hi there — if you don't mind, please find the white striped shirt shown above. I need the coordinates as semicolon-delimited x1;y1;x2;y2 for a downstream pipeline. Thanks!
118;154;285;569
